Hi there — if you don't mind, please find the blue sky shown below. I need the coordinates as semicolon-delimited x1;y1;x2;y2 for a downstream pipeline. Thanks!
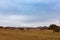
0;0;60;27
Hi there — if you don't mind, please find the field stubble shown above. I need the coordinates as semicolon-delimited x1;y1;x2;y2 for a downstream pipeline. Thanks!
0;29;59;40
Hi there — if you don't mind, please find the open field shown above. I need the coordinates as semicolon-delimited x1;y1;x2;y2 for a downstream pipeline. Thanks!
0;29;60;40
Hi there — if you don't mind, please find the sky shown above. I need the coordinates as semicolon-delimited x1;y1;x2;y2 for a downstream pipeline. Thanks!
0;0;60;27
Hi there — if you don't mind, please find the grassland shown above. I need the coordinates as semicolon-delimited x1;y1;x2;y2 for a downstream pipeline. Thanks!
0;29;60;40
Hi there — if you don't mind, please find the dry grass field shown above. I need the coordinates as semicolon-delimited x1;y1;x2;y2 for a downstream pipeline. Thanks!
0;29;60;40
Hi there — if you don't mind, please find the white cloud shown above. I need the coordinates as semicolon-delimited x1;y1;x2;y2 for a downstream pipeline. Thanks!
0;14;59;27
0;0;59;27
0;14;39;27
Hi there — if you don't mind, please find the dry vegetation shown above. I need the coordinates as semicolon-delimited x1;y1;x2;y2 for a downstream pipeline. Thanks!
0;29;60;40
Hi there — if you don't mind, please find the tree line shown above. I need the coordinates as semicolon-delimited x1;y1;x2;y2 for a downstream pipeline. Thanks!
0;24;60;32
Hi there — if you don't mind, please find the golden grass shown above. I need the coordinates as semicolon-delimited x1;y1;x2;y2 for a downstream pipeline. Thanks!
0;29;60;40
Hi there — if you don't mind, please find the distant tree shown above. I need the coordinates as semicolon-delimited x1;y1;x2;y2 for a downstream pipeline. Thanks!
48;24;58;30
40;26;48;30
18;28;24;30
48;24;60;32
0;26;3;29
26;28;30;30
37;26;42;30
